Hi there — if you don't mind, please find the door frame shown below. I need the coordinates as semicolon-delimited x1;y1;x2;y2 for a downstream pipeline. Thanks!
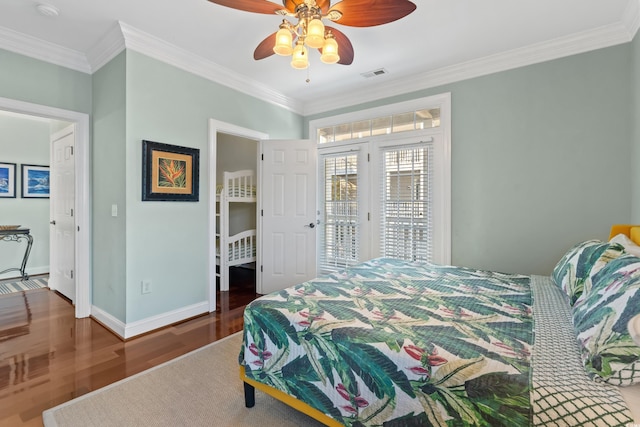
208;119;268;312
0;96;91;318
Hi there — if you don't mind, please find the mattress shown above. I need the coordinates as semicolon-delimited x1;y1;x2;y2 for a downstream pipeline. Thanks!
240;258;634;426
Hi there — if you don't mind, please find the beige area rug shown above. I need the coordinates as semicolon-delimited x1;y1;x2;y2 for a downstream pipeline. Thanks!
42;332;326;427
0;276;48;295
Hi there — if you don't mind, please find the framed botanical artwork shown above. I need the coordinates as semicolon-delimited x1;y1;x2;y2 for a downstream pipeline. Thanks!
142;140;200;202
0;162;17;198
21;164;50;198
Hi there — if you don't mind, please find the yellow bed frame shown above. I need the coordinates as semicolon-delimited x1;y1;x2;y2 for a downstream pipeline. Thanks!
240;366;343;426
609;224;640;245
240;224;640;426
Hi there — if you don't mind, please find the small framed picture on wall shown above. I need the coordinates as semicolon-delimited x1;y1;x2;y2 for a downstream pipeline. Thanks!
21;164;50;198
141;140;200;202
0;162;16;198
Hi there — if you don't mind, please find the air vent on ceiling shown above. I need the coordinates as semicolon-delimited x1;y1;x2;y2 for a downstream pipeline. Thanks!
361;68;388;78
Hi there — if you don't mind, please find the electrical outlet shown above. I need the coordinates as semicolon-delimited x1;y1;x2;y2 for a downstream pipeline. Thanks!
141;280;152;294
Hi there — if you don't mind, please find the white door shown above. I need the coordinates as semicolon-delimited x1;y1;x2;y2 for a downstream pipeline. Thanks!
50;126;75;302
260;139;317;294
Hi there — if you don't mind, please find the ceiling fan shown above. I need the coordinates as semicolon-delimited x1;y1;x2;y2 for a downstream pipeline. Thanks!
207;0;417;69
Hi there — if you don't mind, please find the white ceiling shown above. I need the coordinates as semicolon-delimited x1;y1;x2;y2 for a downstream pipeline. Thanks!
1;0;638;115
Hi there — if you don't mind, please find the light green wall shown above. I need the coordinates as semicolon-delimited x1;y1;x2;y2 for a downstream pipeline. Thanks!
0;116;50;279
2;35;639;327
306;44;633;275
0;49;91;113
123;51;303;322
92;52;127;321
633;31;640;221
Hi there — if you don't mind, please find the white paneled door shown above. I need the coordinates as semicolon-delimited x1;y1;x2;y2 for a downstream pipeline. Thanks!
50;126;75;302
260;139;317;294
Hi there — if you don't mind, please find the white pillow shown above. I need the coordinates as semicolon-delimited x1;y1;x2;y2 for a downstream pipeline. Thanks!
630;313;640;347
610;233;640;257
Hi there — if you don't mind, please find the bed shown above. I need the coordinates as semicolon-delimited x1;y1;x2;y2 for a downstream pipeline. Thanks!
216;170;257;291
239;225;640;426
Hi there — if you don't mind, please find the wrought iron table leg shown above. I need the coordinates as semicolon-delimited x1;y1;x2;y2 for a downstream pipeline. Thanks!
0;230;33;280
19;234;33;280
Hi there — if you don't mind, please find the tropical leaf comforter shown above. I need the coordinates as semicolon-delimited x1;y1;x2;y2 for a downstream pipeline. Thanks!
239;258;634;426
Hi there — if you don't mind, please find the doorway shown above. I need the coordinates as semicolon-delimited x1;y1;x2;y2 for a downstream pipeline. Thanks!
0;97;91;318
207;119;268;312
216;133;258;302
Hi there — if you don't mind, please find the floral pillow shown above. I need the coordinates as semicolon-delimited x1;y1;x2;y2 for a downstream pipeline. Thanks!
552;240;626;305
572;254;640;385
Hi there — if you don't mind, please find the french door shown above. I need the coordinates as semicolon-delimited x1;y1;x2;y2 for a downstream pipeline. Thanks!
318;144;369;272
318;135;443;273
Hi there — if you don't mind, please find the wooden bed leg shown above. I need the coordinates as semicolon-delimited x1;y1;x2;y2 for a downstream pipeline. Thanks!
244;382;255;408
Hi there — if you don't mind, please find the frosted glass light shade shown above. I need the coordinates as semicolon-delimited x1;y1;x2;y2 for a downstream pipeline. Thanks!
305;18;325;49
291;43;309;69
274;28;293;56
320;36;339;64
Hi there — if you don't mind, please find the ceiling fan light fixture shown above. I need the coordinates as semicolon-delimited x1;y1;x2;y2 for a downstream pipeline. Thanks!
291;42;309;69
305;18;325;49
208;0;417;71
320;33;340;64
274;26;294;56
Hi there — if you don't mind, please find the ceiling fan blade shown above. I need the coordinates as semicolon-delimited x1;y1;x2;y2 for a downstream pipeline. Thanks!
328;0;416;27
254;32;278;60
316;0;331;13
207;0;285;15
283;0;331;13
324;26;354;65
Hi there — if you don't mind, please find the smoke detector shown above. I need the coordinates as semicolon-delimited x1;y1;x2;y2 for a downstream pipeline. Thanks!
36;4;60;17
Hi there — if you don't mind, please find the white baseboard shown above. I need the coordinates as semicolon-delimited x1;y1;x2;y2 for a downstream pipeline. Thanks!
91;305;126;337
91;301;209;339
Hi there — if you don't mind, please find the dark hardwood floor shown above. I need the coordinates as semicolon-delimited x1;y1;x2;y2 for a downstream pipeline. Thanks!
0;267;259;427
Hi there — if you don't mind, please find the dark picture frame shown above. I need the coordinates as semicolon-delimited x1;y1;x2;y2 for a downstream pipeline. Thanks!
0;162;16;198
21;164;49;198
142;140;200;202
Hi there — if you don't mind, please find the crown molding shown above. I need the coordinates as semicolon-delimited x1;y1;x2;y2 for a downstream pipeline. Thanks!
86;23;126;72
116;22;303;114
624;0;640;38
0;26;90;73
1;0;639;117
303;17;639;116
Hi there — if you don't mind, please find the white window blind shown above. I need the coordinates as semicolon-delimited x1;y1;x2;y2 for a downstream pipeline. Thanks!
379;143;433;262
320;153;360;272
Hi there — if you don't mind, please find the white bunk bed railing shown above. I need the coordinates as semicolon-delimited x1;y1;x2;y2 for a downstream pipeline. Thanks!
227;230;257;264
217;169;256;202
